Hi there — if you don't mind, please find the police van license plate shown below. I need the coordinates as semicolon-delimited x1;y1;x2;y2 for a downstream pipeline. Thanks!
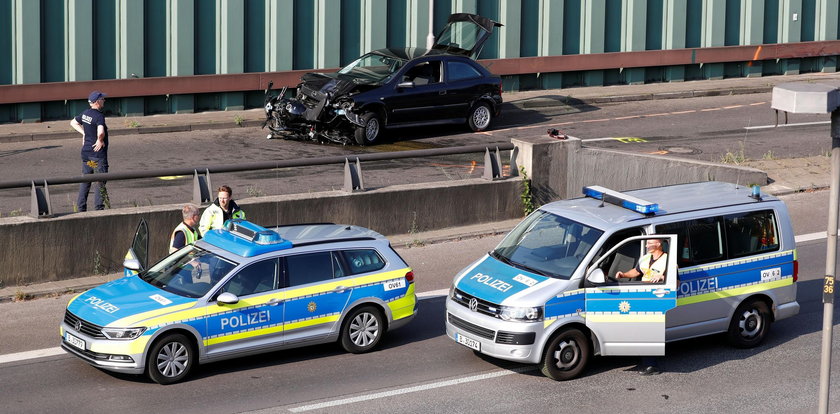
65;332;85;350
456;333;480;351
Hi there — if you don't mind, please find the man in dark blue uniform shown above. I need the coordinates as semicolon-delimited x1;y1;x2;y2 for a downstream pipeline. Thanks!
70;91;109;211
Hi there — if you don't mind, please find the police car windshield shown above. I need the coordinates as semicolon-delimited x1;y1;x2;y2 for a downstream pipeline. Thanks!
492;211;603;279
140;246;237;298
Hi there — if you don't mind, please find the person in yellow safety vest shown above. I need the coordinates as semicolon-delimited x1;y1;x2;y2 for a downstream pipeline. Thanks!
199;185;246;236
615;238;668;283
170;204;201;253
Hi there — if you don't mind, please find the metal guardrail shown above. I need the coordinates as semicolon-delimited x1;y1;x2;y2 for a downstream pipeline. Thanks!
4;143;517;218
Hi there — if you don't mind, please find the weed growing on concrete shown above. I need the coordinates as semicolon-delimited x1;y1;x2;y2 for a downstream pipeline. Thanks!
246;185;265;197
520;166;535;216
123;117;140;128
67;194;78;213
14;290;28;302
9;208;22;217
822;148;832;158
234;115;244;126
93;250;103;275
406;211;425;247
720;142;747;165
762;150;776;160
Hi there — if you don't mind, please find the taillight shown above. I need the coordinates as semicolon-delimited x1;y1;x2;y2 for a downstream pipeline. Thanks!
498;80;503;96
792;260;798;283
405;271;414;284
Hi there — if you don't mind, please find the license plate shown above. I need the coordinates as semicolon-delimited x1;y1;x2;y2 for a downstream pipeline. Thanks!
65;332;85;350
456;333;480;351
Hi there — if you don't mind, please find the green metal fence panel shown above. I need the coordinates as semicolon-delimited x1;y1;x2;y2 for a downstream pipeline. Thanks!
563;0;580;55
387;0;406;48
41;0;64;83
724;0;740;46
477;0;500;58
195;0;216;75
605;0;622;52
764;0;779;43
646;0;662;50
0;0;11;85
294;0;314;69
340;0;361;66
145;0;166;77
801;0;816;41
685;0;701;47
245;0;265;72
93;0;116;80
521;0;539;57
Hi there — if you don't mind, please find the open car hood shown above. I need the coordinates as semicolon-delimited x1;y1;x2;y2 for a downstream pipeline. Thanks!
432;13;503;59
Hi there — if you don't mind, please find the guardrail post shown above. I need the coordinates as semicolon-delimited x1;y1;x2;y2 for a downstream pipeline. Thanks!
344;158;364;192
508;146;519;177
30;180;52;218
482;147;501;180
193;169;213;205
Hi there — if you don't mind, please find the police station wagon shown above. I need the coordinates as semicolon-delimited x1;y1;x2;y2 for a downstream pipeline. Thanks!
61;220;416;384
445;181;799;380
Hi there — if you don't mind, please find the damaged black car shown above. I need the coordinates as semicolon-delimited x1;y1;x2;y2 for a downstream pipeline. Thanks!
262;13;503;145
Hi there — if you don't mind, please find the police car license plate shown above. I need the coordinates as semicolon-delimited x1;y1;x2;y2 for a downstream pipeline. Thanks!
456;333;480;351
65;332;85;350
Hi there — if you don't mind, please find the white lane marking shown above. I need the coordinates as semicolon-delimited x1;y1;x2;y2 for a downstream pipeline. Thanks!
287;367;534;413
0;347;64;364
0;230;829;366
744;120;830;130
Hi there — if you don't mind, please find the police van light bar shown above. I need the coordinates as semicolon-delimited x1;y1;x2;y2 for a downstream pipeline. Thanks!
225;219;288;245
582;185;659;214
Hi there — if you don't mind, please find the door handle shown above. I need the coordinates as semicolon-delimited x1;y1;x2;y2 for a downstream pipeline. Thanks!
652;288;670;297
439;90;447;95
331;286;348;294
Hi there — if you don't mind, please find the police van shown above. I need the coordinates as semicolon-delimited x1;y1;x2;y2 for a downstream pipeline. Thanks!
61;219;416;384
445;181;799;380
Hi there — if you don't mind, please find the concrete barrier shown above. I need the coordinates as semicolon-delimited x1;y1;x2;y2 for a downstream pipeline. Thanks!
0;136;766;287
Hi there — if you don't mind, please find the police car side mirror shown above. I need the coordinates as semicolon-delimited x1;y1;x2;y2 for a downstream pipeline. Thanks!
123;259;141;272
586;268;606;285
217;292;239;305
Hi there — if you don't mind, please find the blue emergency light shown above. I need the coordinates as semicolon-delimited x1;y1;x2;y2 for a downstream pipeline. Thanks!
582;185;659;214
203;219;292;257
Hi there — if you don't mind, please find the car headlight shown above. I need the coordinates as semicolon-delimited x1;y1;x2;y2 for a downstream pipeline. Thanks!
499;306;543;322
101;327;146;340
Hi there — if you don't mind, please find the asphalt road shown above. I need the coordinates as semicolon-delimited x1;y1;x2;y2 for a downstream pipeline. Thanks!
0;92;832;216
1;190;839;413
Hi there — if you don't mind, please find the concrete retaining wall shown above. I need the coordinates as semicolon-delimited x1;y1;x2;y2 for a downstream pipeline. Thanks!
0;179;523;286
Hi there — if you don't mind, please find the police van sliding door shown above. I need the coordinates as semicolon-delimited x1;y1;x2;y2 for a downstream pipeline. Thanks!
584;235;678;356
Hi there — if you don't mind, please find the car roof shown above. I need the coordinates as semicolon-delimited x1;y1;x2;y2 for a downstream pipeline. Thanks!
370;47;474;61
270;223;386;245
540;181;781;229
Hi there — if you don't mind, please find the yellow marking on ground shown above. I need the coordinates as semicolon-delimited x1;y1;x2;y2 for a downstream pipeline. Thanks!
614;137;647;143
158;176;184;180
614;115;640;120
581;118;611;123
723;105;744;109
644;113;669;117
750;102;766;106
670;110;696;114
649;150;669;155
700;107;722;112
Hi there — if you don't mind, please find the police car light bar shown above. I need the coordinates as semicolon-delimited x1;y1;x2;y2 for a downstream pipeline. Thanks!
582;185;659;214
226;219;288;245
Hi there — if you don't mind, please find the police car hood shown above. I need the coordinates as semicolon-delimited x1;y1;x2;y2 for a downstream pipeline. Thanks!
67;276;196;327
454;254;570;306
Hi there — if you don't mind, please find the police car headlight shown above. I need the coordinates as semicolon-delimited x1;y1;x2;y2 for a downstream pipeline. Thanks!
499;306;543;322
101;327;146;340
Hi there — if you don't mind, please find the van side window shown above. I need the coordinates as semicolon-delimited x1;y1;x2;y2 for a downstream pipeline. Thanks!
287;252;335;287
340;249;385;275
724;210;780;257
591;227;645;282
657;218;723;267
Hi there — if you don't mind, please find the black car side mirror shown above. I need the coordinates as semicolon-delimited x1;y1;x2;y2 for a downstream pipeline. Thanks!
397;81;414;89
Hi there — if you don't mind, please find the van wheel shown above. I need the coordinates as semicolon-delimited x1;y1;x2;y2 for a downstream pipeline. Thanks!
147;333;194;385
540;328;590;381
341;306;384;353
467;102;493;132
727;299;771;348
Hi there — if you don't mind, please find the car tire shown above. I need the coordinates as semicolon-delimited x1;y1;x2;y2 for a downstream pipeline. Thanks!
340;306;384;353
467;102;493;132
540;328;590;381
354;112;383;145
727;298;771;348
147;333;195;385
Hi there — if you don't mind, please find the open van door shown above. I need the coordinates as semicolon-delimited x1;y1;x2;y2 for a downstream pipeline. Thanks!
432;13;503;59
584;234;678;356
123;219;149;277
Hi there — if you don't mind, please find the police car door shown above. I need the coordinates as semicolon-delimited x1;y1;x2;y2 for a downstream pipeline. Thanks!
283;251;353;343
584;235;678;356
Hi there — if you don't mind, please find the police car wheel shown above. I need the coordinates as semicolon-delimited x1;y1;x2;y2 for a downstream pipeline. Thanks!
147;333;195;385
341;306;384;354
467;102;492;132
540;328;590;381
727;299;770;348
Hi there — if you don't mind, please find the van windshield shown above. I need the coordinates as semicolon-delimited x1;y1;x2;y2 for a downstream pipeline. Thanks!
492;211;603;279
140;246;237;298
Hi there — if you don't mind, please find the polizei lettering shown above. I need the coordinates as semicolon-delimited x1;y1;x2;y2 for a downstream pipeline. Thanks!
679;278;718;296
84;296;120;313
221;310;270;330
470;272;513;292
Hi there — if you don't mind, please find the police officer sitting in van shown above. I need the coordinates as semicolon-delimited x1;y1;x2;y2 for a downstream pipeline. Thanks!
615;239;667;283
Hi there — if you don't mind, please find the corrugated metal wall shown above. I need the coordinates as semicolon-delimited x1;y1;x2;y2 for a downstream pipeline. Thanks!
1;0;838;122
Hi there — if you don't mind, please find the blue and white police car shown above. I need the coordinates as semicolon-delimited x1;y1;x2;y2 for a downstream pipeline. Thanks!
446;182;799;380
61;219;416;384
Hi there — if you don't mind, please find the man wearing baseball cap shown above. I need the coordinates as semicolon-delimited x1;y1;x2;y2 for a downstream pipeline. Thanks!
70;90;110;211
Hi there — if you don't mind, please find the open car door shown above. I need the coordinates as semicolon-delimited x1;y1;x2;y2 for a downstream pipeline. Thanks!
123;219;149;277
432;13;503;59
583;234;678;356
